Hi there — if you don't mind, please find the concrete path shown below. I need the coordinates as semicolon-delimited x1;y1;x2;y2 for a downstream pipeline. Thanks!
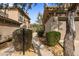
0;44;38;56
0;32;53;56
32;32;54;56
74;40;79;56
40;48;54;56
0;46;15;56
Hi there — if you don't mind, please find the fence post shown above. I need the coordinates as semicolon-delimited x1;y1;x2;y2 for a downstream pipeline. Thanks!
23;28;25;55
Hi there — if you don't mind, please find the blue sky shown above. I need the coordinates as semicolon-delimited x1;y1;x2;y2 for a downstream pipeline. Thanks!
27;3;57;24
27;4;44;24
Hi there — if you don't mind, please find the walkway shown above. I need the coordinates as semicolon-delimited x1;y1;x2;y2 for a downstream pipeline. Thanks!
0;42;37;56
32;32;54;56
74;40;79;56
0;32;54;56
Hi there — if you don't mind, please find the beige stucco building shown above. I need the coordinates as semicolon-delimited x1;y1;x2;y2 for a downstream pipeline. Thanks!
43;4;79;41
0;7;30;28
0;7;30;43
43;4;79;55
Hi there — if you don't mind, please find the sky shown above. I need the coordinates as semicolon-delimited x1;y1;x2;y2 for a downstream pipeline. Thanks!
27;3;57;24
27;4;44;24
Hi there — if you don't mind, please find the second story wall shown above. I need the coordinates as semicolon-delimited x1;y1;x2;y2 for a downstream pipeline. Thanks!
0;8;25;23
6;9;19;22
23;15;30;28
18;12;24;23
0;8;30;28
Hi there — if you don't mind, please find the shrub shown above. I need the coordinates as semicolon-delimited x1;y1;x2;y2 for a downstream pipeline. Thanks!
46;31;61;46
13;28;32;51
37;30;44;37
56;10;66;14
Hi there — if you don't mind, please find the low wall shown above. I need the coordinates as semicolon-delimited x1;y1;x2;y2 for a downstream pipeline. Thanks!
0;23;19;41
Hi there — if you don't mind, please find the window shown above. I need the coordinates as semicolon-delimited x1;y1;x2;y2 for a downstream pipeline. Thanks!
18;13;24;23
0;35;2;40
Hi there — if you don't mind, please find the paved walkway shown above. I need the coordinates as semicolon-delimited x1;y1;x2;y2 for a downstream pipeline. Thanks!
32;32;54;56
0;32;54;56
0;46;15;56
2;32;79;56
74;40;79;56
0;46;37;56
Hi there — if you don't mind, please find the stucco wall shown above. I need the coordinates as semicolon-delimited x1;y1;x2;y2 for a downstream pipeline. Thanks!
6;9;19;22
45;18;66;41
6;9;30;29
45;18;79;41
58;21;66;40
24;16;30;28
45;16;58;33
0;23;19;41
75;21;79;40
57;21;79;41
45;17;52;33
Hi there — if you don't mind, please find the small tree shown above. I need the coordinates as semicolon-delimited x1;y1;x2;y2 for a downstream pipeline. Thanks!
36;12;43;25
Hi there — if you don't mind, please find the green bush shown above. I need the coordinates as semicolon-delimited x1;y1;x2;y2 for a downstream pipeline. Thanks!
13;28;32;51
46;31;61;46
37;30;44;37
56;10;66;13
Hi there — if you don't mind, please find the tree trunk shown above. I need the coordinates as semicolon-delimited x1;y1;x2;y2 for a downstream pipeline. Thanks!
64;11;76;56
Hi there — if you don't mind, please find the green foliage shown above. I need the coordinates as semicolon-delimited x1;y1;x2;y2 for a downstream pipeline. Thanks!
46;31;61;46
37;25;44;32
31;24;44;32
37;30;44;37
31;24;44;37
56;10;66;13
36;25;44;37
